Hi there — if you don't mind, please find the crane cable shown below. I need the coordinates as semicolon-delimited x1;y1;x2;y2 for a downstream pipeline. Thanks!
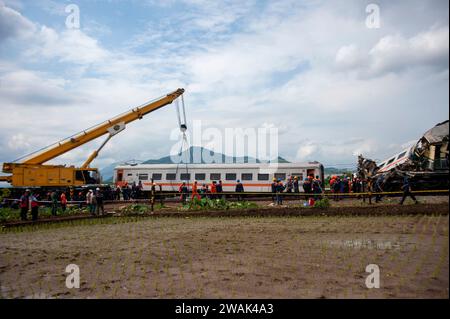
172;95;190;192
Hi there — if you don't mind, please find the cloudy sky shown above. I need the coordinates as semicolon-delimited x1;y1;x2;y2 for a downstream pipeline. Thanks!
0;0;448;172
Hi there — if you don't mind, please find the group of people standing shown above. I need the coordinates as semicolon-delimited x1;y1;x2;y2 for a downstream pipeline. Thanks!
113;181;143;200
17;187;106;221
271;175;323;205
85;188;105;216
18;189;68;221
179;180;233;203
177;175;323;205
329;175;419;205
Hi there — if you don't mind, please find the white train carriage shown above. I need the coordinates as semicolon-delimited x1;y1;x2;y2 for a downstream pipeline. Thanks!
377;146;414;173
114;162;324;192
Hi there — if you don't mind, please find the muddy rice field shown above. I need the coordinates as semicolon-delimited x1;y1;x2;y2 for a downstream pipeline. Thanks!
0;197;448;299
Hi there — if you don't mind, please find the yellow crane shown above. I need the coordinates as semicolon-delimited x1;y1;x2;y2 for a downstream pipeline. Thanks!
0;88;185;188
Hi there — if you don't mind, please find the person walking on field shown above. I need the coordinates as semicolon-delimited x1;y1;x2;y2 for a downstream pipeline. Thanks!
30;192;40;221
400;177;419;205
60;192;67;212
19;190;30;221
374;176;384;203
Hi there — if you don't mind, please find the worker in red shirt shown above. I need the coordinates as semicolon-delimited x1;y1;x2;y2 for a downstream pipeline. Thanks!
60;192;67;212
179;182;188;203
30;192;40;221
210;181;217;199
191;181;200;201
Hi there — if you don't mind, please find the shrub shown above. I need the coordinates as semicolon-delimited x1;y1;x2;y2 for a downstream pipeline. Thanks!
121;204;149;215
0;188;11;202
181;198;258;211
314;197;331;209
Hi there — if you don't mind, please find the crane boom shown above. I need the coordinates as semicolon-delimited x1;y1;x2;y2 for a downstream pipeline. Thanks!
22;88;184;165
2;88;185;187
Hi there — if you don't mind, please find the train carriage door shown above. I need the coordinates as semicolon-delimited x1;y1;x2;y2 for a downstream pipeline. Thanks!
306;169;315;178
117;169;123;183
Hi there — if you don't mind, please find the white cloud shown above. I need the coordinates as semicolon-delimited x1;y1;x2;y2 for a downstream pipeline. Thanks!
0;0;448;170
26;27;110;65
0;2;35;42
335;26;449;77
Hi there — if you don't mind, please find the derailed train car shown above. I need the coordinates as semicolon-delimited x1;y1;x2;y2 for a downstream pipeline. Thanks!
358;120;449;191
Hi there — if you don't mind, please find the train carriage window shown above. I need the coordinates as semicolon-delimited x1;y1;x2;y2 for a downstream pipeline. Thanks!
138;174;148;181
257;173;269;181
210;173;221;180
195;173;206;181
397;151;407;159
152;173;162;181
292;173;303;180
127;173;133;176
241;173;253;181
387;158;395;165
180;173;191;180
274;173;286;180
225;173;237;181
166;173;176;180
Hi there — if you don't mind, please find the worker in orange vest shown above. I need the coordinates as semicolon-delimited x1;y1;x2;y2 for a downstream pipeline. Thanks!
191;181;200;201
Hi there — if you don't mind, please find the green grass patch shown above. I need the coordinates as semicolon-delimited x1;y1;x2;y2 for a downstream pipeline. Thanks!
180;198;258;211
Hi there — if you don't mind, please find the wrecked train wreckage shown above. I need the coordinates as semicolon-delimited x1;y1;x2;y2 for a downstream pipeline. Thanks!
358;120;449;191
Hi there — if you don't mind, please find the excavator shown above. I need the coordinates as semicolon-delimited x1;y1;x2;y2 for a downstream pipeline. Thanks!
0;88;185;188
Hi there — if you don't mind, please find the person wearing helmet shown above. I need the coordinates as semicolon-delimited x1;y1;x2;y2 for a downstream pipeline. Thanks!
86;189;96;215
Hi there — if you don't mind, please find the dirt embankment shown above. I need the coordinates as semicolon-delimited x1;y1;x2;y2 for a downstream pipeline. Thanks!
1;202;448;228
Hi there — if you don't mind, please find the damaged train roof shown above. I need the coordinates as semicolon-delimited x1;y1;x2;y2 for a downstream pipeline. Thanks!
421;120;449;145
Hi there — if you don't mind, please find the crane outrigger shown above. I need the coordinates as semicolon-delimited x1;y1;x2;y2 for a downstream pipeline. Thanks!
0;88;185;188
